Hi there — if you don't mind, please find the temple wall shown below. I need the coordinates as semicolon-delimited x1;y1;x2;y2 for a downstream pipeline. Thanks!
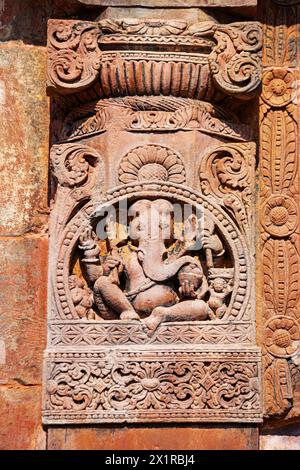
0;0;299;450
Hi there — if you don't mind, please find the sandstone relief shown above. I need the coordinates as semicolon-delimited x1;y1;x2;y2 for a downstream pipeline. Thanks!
260;0;300;422
43;14;263;424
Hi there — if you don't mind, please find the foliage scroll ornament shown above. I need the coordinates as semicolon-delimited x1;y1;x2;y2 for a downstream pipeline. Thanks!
199;143;255;239
47;19;262;100
44;351;262;424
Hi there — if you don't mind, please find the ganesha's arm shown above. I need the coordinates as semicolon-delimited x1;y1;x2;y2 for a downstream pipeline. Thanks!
79;240;102;285
211;234;225;257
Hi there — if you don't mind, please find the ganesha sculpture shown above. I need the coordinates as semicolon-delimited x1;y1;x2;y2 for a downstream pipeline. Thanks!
77;198;229;335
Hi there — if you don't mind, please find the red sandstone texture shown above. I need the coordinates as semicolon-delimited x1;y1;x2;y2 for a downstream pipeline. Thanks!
0;1;50;450
47;426;258;450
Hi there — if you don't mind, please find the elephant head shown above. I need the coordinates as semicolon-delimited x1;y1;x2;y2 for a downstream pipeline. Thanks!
128;199;200;282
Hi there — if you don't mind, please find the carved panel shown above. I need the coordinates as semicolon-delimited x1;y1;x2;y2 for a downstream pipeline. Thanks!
44;15;262;424
43;349;262;424
259;0;300;419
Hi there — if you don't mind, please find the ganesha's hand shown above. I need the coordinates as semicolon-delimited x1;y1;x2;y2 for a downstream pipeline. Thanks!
202;234;224;255
179;280;197;299
102;254;121;275
79;226;95;249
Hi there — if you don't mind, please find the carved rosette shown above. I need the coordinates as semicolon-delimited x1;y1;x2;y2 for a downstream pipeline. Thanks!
260;0;300;419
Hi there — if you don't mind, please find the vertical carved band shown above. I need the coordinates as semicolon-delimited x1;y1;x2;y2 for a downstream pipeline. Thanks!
260;0;300;418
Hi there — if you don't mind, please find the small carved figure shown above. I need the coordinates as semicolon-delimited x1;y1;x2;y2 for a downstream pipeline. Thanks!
69;275;95;320
207;270;234;320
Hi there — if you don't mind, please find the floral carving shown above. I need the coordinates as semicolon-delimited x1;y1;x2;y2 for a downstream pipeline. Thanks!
209;22;262;98
262;69;294;107
265;316;300;358
100;18;189;37
260;0;300;419
48;21;101;93
44;351;262;423
118;145;186;184
261;195;298;237
199;143;255;236
51;143;99;187
47;19;262;100
45;12;261;427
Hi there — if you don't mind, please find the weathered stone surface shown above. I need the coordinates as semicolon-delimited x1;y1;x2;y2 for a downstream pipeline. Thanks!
0;0;51;45
0;385;46;450
0;237;48;385
75;1;257;7
0;46;49;236
260;423;300;450
47;426;258;450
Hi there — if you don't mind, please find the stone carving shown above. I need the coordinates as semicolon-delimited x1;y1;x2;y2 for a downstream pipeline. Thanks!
265;316;300;359
51;143;99;187
48;322;254;347
208;269;234;320
69;275;95;320
262;69;294;107
47;19;262;99
261;195;298;238
260;0;300;419
118;145;186;184
43;349;262;424
78;197;227;335
209;22;262;98
54;97;253;144
44;13;262;425
47;21;101;93
58;105;107;142
199;142;255;237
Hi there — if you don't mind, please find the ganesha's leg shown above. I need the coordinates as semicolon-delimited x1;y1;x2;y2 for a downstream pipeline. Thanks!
143;300;209;336
94;276;139;320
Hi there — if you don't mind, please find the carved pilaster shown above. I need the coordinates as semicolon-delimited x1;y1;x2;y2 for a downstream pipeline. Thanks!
259;0;300;419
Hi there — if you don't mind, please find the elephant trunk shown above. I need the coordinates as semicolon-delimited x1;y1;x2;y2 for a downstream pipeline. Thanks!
140;242;200;282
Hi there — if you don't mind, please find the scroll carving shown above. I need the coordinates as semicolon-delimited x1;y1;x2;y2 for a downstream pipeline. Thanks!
199;143;255;237
209;22;262;98
47;19;262;99
44;350;261;424
47;21;101;93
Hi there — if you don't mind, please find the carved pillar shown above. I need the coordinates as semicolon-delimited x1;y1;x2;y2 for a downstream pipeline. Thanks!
43;2;263;447
259;0;300;421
